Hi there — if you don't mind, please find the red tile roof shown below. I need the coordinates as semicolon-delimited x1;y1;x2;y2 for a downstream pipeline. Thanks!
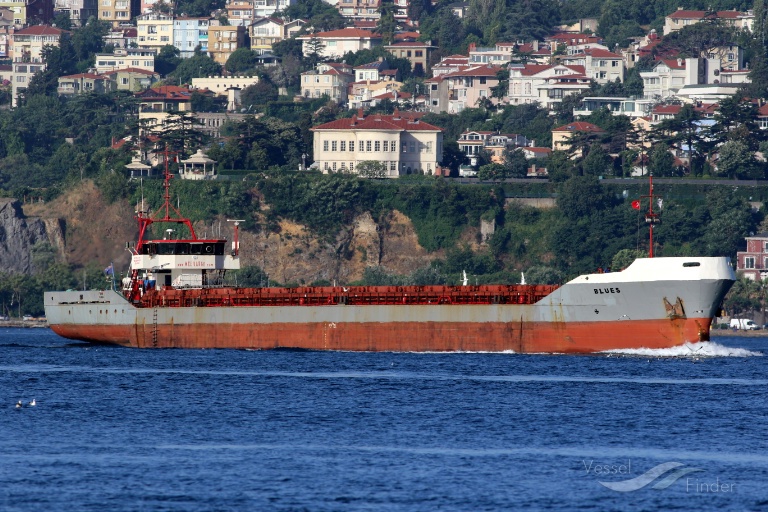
552;121;605;133
15;25;66;36
653;105;681;115
444;64;500;77
667;9;742;19
312;111;442;132
565;48;622;59
135;85;192;100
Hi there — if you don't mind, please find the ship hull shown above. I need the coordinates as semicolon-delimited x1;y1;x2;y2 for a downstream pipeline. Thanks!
49;316;713;353
44;257;736;354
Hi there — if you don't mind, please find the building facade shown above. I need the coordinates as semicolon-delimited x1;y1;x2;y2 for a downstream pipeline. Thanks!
93;47;156;74
208;24;246;65
736;234;768;281
297;28;380;60
97;0;140;28
311;110;443;177
136;13;174;51
173;17;214;58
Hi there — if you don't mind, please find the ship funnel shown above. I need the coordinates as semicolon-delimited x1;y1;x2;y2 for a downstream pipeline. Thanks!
521;272;526;285
462;270;468;286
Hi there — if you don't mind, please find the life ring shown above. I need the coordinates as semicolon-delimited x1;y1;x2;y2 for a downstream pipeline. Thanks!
205;245;213;254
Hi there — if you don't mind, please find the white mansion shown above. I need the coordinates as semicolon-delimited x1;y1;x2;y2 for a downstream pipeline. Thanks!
311;110;443;177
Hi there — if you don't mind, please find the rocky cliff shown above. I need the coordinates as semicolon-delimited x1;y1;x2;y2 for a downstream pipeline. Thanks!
21;183;446;283
0;198;54;274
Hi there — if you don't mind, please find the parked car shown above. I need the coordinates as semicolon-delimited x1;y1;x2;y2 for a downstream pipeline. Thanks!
730;318;759;330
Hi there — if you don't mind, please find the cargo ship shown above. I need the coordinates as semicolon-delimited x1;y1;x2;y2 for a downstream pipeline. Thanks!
44;165;736;353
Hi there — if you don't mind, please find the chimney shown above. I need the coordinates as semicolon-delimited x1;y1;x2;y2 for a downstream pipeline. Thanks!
357;108;364;120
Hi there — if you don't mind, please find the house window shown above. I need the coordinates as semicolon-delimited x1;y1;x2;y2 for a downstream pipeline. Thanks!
324;162;329;170
349;162;354;172
121;77;129;85
426;142;432;153
366;141;372;151
745;257;755;269
765;257;768;269
409;142;415;153
401;142;407;153
415;51;423;57
611;61;619;67
340;141;346;151
374;141;380;151
331;141;337;151
349;141;355;151
332;162;337;171
390;161;396;171
479;77;486;84
323;140;329;151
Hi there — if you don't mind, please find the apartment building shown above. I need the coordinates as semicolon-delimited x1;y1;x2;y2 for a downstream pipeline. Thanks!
174;17;215;58
93;47;156;74
297;28;381;60
301;62;354;103
508;63;590;110
97;0;140;28
136;12;173;51
208;24;246;65
11;25;66;106
250;17;305;55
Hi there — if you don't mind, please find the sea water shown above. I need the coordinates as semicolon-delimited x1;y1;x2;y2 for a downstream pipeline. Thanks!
0;328;766;511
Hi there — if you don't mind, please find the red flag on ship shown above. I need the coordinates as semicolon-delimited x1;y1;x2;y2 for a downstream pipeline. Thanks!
631;200;641;210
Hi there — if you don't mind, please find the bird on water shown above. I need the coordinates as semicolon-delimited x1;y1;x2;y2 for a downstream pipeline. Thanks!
15;401;22;409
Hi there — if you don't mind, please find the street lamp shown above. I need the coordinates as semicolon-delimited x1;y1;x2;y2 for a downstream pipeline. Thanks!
301;153;307;171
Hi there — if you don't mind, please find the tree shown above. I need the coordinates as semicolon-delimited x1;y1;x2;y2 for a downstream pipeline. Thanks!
717;140;760;179
524;265;563;285
648;143;675;177
170;54;221;84
156;111;208;155
240;80;278;110
226;48;259;74
376;0;397;45
357;160;387;178
611;249;646;270
556;175;615;218
477;163;506;180
155;45;182;76
658;20;738;61
504;148;529;178
580;143;612;176
305;36;326;67
651;104;704;176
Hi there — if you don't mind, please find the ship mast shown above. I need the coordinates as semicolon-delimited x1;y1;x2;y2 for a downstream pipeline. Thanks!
640;173;661;257
135;147;198;251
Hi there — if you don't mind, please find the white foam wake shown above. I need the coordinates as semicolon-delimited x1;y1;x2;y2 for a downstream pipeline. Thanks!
602;341;762;358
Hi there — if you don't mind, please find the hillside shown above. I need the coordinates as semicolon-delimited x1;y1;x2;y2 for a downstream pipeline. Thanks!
21;181;450;285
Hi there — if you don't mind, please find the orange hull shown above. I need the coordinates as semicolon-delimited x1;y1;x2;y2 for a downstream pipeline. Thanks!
50;316;712;353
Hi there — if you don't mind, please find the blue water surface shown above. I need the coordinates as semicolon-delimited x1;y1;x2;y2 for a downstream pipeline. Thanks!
0;328;766;511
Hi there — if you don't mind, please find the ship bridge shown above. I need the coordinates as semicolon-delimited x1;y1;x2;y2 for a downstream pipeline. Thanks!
131;239;239;289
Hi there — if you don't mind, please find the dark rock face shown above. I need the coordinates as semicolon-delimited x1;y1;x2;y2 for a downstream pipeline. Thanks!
0;199;49;274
